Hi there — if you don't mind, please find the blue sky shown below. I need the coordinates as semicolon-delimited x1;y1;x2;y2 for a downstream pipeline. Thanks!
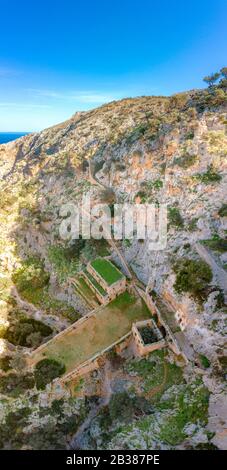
0;0;226;131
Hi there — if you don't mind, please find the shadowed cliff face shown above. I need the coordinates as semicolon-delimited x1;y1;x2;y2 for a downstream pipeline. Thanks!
0;88;226;450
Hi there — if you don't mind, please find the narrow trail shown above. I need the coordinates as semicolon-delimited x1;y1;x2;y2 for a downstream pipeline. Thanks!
88;160;108;189
11;286;69;331
87;160;134;279
69;361;112;450
145;362;168;399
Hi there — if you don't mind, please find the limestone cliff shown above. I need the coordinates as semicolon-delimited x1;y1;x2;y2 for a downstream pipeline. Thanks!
0;86;226;450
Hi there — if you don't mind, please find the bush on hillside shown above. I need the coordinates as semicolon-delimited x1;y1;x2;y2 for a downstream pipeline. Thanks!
168;207;184;229
0;373;35;397
0;356;12;372
34;359;66;390
173;153;197;169
12;257;49;293
199;355;211;369
4;318;52;347
194;165;222;184
108;391;152;423
218;204;227;217
203;237;227;253
173;258;212;301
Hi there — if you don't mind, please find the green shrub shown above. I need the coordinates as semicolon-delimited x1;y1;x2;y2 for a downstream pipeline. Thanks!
169;93;188;110
183;243;191;250
173;258;212;301
4;318;52;347
135;179;163;202
125;124;149;143
12;257;49;300
218;204;227;217
173;153;197;169
0;356;12;372
0;373;35;397
185;130;194;140
187;217;198;231
109;392;134;422
141;179;163;191
199;355;211;369
159;382;210;445
134;190;147;203
107;392;152;424
168;207;184;228
0;407;31;448
203;237;227;253
194;165;222;184
48;242;84;282
215;289;225;309
191;88;227;112
0;323;8;338
0;192;18;211
34;359;66;390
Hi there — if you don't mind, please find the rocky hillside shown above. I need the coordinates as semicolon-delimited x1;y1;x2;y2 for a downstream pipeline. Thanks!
0;83;226;450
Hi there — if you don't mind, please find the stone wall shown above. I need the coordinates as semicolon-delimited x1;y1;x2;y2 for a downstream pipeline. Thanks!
87;263;126;299
132;319;166;357
81;271;109;304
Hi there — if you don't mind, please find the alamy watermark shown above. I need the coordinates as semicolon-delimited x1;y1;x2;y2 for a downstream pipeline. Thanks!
59;193;167;251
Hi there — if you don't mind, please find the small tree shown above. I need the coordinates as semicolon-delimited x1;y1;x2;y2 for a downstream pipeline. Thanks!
34;359;66;390
203;72;220;87
219;67;227;88
220;67;227;78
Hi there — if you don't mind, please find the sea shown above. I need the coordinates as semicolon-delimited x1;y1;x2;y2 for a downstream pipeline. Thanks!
0;132;29;144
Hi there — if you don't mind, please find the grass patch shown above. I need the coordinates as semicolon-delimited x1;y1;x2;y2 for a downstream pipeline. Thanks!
84;269;107;296
158;382;210;445
12;257;80;323
76;276;100;305
125;350;183;398
90;258;124;285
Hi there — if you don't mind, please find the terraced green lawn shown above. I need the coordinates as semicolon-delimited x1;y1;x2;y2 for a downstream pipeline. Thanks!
30;291;150;374
84;269;107;296
75;276;100;307
90;258;124;285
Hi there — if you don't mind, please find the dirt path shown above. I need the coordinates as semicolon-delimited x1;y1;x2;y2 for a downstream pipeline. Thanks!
195;242;227;294
69;361;113;450
11;286;68;331
145;362;168;399
87;160;133;278
88;160;108;189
